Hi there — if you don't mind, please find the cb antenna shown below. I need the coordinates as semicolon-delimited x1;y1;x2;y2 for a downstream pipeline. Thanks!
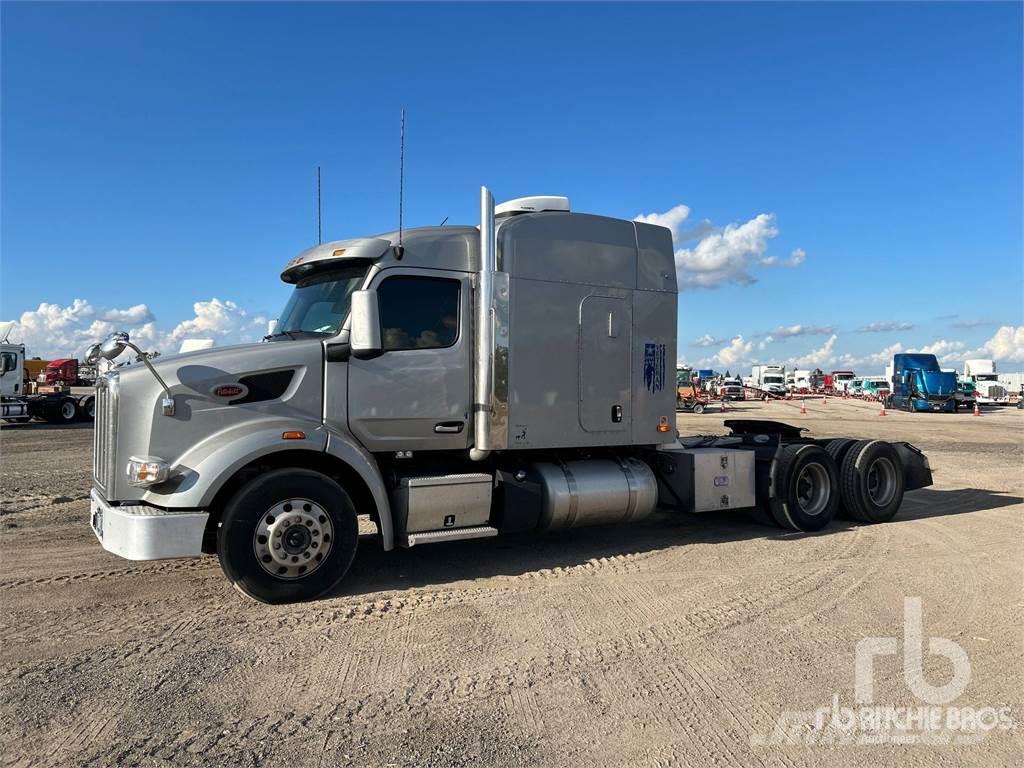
396;109;405;258
316;165;322;244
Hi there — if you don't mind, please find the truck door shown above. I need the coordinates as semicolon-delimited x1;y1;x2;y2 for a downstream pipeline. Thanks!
346;269;472;452
579;295;631;432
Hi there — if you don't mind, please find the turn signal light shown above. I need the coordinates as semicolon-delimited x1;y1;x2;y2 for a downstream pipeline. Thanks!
657;424;672;433
282;431;306;440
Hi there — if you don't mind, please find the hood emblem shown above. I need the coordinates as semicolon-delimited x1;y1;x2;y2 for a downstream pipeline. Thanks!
212;383;247;399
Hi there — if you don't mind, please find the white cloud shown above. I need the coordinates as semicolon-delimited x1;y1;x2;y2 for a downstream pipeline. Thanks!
951;318;986;329
636;204;806;290
764;323;835;340
858;321;915;333
634;204;691;240
99;304;154;324
835;342;905;371
977;325;1024;363
691;333;724;347
715;335;754;368
1;298;267;359
788;334;839;368
676;213;780;289
909;339;966;365
760;247;806;268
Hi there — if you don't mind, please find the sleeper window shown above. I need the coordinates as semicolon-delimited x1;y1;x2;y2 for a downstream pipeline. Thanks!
378;276;460;351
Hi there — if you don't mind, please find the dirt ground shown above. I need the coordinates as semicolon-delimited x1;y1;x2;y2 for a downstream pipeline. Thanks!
1;398;1022;768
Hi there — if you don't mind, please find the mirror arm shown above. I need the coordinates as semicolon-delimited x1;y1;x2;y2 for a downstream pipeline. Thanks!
122;341;176;415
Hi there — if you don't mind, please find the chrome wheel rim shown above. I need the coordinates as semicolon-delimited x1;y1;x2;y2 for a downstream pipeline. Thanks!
254;498;333;579
866;457;898;507
795;463;830;517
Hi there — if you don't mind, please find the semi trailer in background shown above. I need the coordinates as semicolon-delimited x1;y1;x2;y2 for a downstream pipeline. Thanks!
84;187;933;604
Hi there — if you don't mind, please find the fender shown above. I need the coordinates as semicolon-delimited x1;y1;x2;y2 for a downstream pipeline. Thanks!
323;429;394;552
142;417;395;552
142;417;329;509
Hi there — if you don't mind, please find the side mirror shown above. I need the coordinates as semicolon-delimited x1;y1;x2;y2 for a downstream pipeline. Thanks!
99;331;130;361
85;343;102;365
350;289;382;359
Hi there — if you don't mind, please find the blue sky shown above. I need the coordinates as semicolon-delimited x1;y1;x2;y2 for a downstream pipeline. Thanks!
2;1;1022;370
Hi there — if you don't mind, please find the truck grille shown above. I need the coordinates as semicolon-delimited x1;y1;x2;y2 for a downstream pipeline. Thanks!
92;377;117;493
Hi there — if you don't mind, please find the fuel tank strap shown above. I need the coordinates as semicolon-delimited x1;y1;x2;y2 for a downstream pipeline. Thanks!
558;460;580;528
617;457;640;523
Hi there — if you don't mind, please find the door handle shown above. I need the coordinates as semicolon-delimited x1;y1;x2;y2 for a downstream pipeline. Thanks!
434;421;464;434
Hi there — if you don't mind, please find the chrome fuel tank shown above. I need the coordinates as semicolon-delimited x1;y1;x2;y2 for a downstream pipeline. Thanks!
531;458;658;530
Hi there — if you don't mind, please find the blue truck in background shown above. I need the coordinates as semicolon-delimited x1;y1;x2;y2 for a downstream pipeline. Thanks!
889;353;958;412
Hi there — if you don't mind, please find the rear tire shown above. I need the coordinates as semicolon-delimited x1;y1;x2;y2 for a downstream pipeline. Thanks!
217;468;359;604
80;396;95;421
45;398;78;424
824;439;857;519
840;440;904;523
768;444;839;532
692;403;705;414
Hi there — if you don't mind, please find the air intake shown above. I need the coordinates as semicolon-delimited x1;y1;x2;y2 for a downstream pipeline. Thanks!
494;195;570;218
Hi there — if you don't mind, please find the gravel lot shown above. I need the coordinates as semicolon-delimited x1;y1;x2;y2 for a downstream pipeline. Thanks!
1;399;1021;767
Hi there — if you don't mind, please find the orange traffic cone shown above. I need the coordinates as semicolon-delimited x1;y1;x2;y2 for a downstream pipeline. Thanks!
879;402;887;416
973;402;981;416
822;395;828;405
800;401;807;414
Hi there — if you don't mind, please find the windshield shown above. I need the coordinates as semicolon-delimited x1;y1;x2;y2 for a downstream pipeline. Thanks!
277;265;368;338
976;374;998;381
835;373;854;381
764;375;784;384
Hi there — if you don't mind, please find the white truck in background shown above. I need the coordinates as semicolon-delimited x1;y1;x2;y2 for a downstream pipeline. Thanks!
751;364;786;396
787;369;811;393
963;359;1009;405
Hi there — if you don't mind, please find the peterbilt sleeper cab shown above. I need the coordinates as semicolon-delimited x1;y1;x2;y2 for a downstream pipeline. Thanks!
88;187;934;603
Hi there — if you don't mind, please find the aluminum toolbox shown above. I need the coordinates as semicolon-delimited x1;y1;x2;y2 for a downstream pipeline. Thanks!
392;473;493;534
653;447;756;513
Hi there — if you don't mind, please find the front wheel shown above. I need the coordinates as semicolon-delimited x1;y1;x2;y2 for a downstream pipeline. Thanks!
217;468;359;604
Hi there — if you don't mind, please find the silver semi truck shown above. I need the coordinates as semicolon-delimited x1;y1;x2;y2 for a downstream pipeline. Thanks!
86;188;932;603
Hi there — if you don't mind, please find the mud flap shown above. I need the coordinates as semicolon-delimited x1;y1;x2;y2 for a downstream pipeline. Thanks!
892;442;933;491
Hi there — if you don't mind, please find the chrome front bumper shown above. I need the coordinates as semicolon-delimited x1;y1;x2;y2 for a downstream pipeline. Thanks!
90;488;208;560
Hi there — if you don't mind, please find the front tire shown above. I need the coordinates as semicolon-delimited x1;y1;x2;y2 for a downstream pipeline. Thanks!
217;468;359;604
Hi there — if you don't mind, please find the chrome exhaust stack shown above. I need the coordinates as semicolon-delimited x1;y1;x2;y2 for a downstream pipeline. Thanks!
470;186;496;461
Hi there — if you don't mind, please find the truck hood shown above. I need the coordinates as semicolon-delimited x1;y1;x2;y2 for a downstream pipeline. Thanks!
919;370;957;396
98;339;326;501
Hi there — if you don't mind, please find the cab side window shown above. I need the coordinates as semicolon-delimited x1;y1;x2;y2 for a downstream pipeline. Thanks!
1;352;17;373
378;276;460;351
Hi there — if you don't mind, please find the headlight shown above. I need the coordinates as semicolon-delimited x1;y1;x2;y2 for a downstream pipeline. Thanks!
126;456;169;487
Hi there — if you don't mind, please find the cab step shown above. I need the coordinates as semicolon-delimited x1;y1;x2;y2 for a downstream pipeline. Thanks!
400;525;498;548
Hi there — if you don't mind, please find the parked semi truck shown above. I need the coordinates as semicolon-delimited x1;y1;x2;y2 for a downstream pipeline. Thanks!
887;353;957;412
37;358;93;387
85;188;933;603
1;344;96;423
962;359;1008;405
